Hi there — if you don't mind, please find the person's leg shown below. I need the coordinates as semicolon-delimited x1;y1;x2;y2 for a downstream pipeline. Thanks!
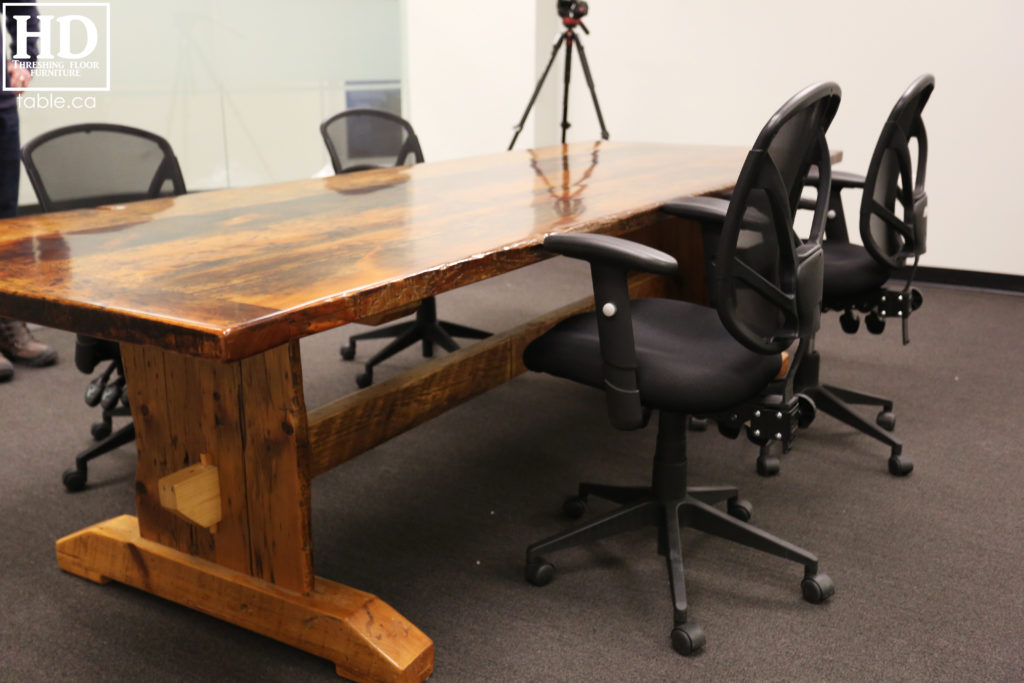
0;106;17;380
0;106;57;374
0;106;20;219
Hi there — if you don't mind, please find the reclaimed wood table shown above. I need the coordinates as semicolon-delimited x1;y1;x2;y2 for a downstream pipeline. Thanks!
0;141;750;682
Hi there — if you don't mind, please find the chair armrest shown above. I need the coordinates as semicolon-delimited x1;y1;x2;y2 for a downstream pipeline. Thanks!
542;233;675;431
74;335;120;374
543;233;677;275
662;195;774;233
806;168;865;189
661;196;730;223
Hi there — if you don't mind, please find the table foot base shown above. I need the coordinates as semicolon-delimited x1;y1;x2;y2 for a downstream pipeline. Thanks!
56;515;433;683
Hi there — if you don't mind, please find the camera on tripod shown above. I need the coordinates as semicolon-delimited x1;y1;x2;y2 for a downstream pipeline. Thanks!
508;0;608;149
557;0;588;20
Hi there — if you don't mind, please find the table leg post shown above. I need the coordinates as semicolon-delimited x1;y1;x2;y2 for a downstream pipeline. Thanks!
56;341;433;682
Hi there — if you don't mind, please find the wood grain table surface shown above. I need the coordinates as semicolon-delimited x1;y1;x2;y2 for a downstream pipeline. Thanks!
0;141;748;360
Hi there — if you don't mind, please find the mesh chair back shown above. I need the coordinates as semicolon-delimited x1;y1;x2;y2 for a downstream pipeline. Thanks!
714;82;841;354
320;109;424;174
21;124;186;212
860;74;934;269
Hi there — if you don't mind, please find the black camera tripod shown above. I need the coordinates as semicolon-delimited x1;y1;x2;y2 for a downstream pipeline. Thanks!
508;15;610;150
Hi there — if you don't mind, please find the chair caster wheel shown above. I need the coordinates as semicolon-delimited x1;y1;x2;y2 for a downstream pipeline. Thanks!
355;370;373;388
801;572;835;604
339;342;356;360
865;311;886;334
717;422;741;439
839;309;860;334
63;468;87;492
888;455;913;476
91;421;112;441
524;557;554;587
876;410;895;431
797;393;817;428
756;454;780;477
562;495;587;519
727;498;752;523
671;621;705;656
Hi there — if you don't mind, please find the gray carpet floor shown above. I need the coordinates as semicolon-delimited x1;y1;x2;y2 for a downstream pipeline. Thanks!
2;257;1022;682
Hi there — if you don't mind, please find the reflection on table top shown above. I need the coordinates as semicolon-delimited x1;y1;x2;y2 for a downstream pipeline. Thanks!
0;141;749;360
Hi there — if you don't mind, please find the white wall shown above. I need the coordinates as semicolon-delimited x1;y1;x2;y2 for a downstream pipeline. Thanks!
402;0;538;161
405;1;1024;276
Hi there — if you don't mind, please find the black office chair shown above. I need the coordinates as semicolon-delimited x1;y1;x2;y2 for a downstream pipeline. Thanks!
521;82;841;655
320;109;489;387
20;123;186;491
795;75;934;477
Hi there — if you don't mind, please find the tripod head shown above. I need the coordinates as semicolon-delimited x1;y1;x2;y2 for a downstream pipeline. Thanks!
558;0;590;33
561;17;589;33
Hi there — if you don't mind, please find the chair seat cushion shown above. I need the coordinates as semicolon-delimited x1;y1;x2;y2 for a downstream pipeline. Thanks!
523;298;783;414
822;242;889;302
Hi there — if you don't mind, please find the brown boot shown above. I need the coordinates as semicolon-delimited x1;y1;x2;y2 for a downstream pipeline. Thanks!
0;355;12;382
0;319;58;367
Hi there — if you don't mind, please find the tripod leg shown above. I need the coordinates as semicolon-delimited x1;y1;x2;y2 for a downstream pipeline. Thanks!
561;32;574;144
509;33;566;150
573;35;610;140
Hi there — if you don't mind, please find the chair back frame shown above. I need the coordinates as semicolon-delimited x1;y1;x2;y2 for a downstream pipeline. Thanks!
715;82;841;355
319;108;424;174
21;123;185;212
860;74;934;269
